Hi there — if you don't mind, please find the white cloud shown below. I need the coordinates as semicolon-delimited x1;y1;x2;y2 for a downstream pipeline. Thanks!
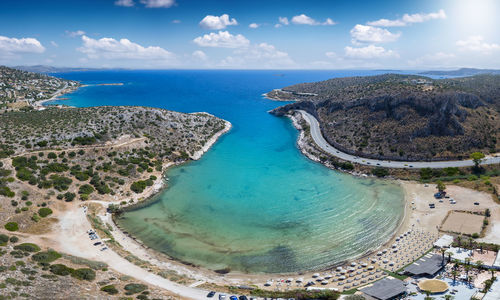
192;50;207;61
193;31;250;48
367;9;446;27
290;14;336;26
221;43;294;68
367;19;406;27
279;17;289;25
249;23;259;29
456;36;500;53
325;51;337;58
408;52;456;67
172;19;181;24
139;0;175;8
77;35;174;61
115;0;134;7
344;45;398;59
50;41;59;47
0;36;45;56
350;24;400;44
199;14;238;30
402;9;446;24
66;30;86;37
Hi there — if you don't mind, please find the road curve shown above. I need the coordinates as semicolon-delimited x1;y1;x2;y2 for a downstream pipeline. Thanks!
298;110;500;169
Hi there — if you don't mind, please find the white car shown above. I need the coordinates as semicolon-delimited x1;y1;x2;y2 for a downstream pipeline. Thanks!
219;294;226;300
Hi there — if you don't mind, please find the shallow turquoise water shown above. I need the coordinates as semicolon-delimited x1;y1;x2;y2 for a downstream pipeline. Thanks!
50;70;405;273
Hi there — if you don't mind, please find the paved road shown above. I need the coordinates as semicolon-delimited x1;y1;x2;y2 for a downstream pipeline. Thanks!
298;110;500;169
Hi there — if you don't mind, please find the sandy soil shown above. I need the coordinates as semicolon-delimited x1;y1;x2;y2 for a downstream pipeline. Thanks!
441;211;484;235
400;182;497;237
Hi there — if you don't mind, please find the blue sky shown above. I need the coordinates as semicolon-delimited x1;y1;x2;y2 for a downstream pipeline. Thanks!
0;0;499;69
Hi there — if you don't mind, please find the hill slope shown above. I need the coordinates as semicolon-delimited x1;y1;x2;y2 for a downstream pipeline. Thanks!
269;74;500;161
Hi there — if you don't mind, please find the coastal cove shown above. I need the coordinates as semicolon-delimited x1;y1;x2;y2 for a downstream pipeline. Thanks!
48;70;406;274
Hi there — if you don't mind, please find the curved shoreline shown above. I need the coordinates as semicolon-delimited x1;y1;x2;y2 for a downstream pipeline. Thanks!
102;111;410;284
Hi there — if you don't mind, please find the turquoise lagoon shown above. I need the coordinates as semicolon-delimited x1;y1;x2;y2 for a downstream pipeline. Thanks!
50;70;405;273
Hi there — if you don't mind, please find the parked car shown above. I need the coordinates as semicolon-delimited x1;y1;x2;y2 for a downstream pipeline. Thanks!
218;294;226;300
229;296;238;300
207;291;216;298
239;296;248;300
93;242;102;246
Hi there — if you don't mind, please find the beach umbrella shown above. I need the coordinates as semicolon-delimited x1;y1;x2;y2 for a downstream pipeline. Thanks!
321;280;328;285
336;267;343;271
286;278;293;283
312;273;319;278
296;278;303;283
351;262;357;266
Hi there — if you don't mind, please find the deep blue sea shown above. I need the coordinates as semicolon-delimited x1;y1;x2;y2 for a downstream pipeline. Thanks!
50;70;405;273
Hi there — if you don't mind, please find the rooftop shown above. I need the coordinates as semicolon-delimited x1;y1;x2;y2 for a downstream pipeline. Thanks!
360;277;406;300
403;253;444;277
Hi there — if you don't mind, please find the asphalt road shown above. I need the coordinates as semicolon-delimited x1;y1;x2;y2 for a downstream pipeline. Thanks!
298;110;500;169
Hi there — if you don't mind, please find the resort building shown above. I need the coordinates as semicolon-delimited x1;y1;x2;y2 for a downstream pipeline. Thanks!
359;277;406;300
402;253;444;278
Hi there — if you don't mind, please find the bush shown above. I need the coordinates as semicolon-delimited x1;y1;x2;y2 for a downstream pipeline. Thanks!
14;243;40;252
101;285;119;295
472;233;480;238
9;236;18;243
32;250;61;263
49;264;73;276
124;283;147;295
4;222;19;232
0;234;9;246
72;268;96;281
78;184;94;195
130;181;147;194
38;208;53;218
372;167;389;177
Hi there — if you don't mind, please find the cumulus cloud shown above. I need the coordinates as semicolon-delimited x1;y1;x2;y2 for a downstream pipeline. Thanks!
249;23;259;29
50;41;59;47
192;50;207;61
367;9;446;27
0;36;45;56
456;36;500;53
275;17;289;27
77;35;174;61
139;0;175;8
325;51;337;58
290;14;336;26
344;45;398;59
221;43;294;68
114;0;134;7
350;24;400;44
66;30;86;37
199;14;238;30
193;31;250;48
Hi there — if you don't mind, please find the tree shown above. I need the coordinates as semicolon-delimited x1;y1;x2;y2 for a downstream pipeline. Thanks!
446;251;453;263
444;295;454;300
476;260;484;270
440;248;447;264
436;180;446;192
451;270;458;283
470;152;485;169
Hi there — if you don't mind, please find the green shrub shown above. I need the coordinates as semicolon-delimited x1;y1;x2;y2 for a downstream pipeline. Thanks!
371;167;389;177
78;184;94;195
72;268;96;281
14;243;40;253
0;234;9;246
32;250;61;263
38;208;53;218
472;233;480;238
4;222;18;232
124;283;147;295
101;285;119;295
49;264;73;276
9;236;18;243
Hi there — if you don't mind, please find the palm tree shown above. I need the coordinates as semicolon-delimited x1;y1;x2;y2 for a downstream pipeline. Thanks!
440;248;446;264
476;260;484;270
491;269;496;279
468;237;474;249
457;235;462;249
465;265;472;284
451;270;458;283
444;295;454;300
465;257;472;266
446;251;453;263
